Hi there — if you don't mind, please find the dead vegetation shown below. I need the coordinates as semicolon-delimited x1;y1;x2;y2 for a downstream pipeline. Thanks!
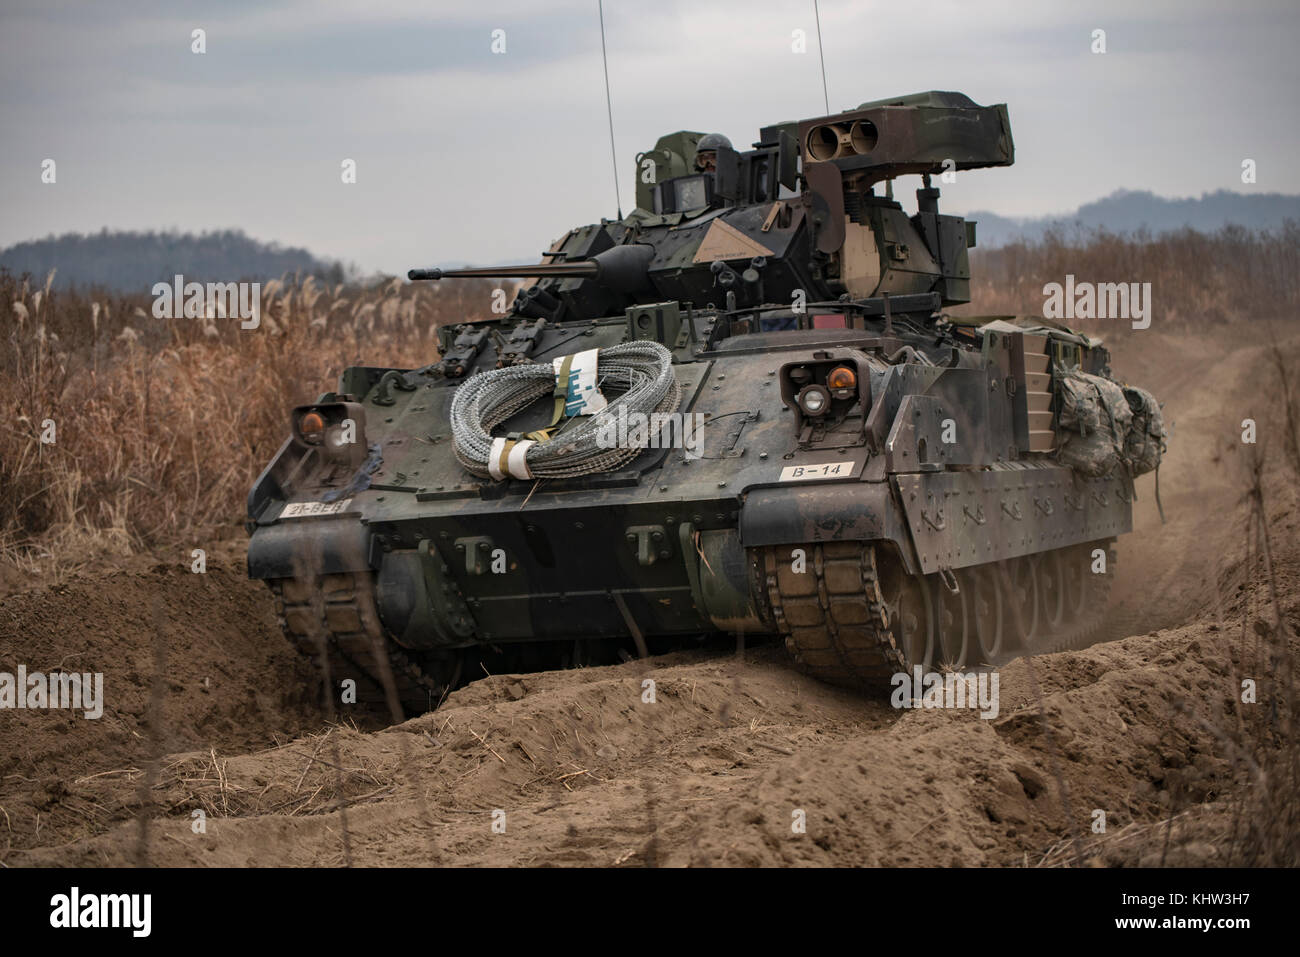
0;268;503;579
1214;350;1300;866
959;221;1300;323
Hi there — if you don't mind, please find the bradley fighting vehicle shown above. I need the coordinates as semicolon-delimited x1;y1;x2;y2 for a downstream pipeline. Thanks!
247;92;1165;716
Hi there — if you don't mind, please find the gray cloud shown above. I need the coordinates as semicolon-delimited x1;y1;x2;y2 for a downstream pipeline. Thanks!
2;0;1297;274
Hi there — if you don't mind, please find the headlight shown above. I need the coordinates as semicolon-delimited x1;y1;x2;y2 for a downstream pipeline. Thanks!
797;384;830;417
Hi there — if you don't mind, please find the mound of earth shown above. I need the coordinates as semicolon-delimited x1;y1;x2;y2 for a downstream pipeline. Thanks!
0;548;322;855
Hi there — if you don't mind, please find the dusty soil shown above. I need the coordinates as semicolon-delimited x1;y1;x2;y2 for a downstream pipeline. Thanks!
2;319;1297;867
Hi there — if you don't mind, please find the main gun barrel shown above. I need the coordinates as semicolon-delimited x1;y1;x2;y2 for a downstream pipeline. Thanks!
408;262;599;282
408;243;654;292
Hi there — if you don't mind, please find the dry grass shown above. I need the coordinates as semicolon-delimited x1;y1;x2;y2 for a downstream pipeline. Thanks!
959;221;1300;324
0;268;503;576
1219;353;1300;866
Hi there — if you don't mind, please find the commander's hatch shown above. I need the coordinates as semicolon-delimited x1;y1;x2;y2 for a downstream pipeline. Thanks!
642;130;799;215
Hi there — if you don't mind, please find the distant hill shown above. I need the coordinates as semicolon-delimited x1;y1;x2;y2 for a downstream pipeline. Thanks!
966;189;1300;247
7;191;1298;288
0;229;347;292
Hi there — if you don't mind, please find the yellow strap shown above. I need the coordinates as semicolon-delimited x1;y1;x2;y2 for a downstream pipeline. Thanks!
497;439;515;479
551;354;575;426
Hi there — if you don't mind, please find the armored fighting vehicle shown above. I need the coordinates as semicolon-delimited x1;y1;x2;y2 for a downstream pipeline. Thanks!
247;92;1164;716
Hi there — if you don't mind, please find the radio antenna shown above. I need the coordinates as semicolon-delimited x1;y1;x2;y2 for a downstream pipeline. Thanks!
598;0;623;219
813;0;830;113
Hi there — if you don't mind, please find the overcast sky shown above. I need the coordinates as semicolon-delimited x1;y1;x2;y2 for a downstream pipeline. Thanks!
2;0;1297;273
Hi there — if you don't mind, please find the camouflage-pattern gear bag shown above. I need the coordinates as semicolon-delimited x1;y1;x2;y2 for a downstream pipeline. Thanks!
1055;370;1133;478
1122;385;1165;476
